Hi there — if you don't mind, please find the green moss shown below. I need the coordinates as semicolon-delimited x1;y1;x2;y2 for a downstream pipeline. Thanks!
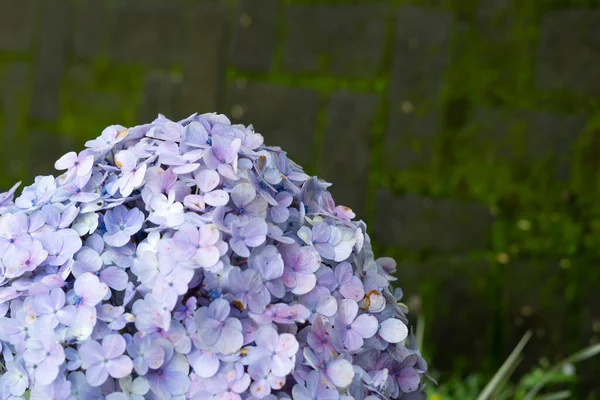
226;67;389;94
58;59;145;143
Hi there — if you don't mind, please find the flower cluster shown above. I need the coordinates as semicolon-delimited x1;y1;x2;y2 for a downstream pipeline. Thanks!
0;113;429;399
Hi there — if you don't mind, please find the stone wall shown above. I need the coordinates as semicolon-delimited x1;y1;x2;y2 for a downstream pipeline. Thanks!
1;0;599;394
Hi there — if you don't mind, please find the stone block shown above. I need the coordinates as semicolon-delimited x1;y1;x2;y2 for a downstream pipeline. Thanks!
226;82;320;168
282;4;387;78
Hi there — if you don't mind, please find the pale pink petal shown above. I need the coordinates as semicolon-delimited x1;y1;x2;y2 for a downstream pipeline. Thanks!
267;374;285;390
198;224;220;246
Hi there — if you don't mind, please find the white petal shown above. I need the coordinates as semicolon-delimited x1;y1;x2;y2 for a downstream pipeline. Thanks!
378;318;408;343
327;358;354;388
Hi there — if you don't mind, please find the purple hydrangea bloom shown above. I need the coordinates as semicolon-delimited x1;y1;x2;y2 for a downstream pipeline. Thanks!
0;361;29;396
78;334;133;386
127;333;166;375
246;325;299;377
103;205;144;247
54;150;95;184
146;351;190;398
280;243;321;295
0;112;426;399
293;370;341;400
113;150;147;197
297;222;336;260
33;287;76;328
183;168;229;212
334;299;379;351
23;324;66;385
229;218;268;257
195;298;244;355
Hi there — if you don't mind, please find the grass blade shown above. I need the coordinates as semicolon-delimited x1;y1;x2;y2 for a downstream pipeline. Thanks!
524;343;600;400
416;312;425;351
536;390;572;400
476;330;533;400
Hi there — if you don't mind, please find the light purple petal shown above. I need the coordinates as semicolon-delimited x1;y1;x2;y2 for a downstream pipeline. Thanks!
102;334;126;359
343;329;364;350
352;314;378;339
231;183;256;208
106;355;133;379
55;152;77;170
314;242;336;260
162;370;190;396
326;359;354;388
191;351;219;378
291;273;317;295
316;295;338;317
255;326;278;350
337;299;358;325
79;340;104;365
276;333;298;358
312;223;331;243
86;363;109;387
398;367;420;393
270;206;289;224
145;345;166;371
339;277;365;302
379;318;408;343
195;169;220;193
204;190;229;207
230;237;250;258
210;298;231;321
35;362;59;385
100;267;128;291
217;327;243;355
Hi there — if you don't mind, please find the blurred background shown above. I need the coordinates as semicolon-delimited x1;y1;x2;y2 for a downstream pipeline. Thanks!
1;0;599;397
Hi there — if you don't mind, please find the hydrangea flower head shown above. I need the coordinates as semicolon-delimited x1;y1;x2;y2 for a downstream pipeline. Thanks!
0;112;429;398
